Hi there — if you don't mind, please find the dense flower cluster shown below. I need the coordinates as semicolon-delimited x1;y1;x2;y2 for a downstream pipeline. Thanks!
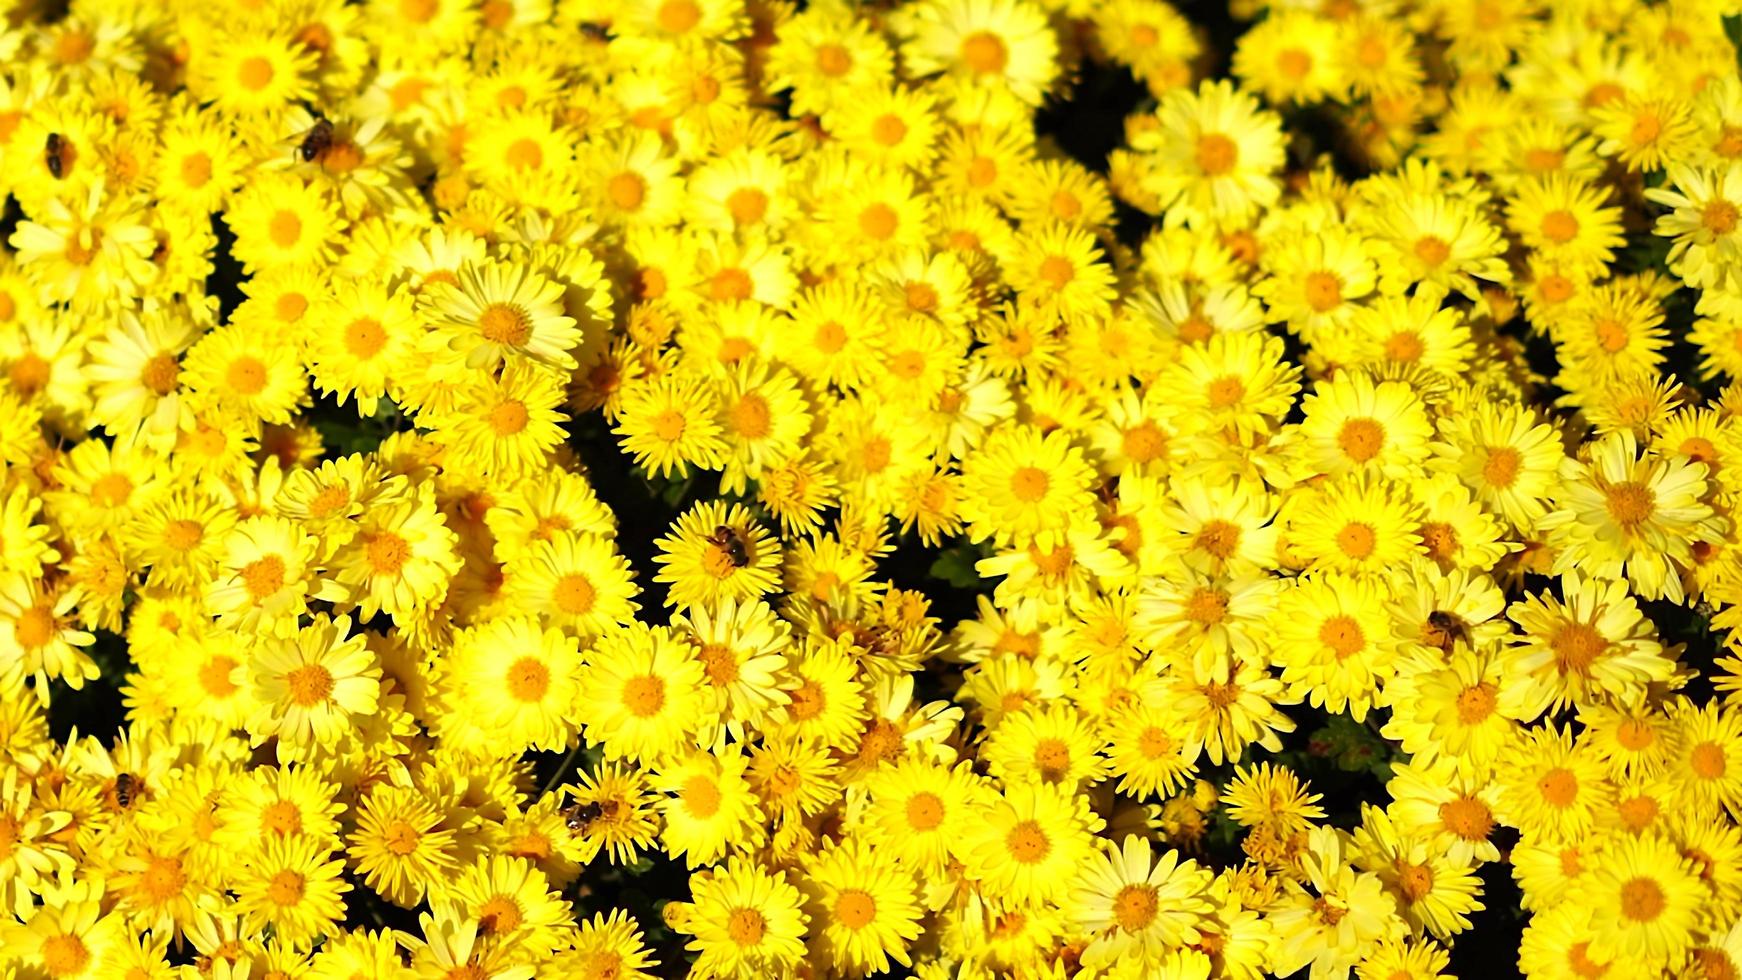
5;0;1742;978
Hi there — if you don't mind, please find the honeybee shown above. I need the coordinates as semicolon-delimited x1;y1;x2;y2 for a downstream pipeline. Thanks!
114;772;139;809
563;799;616;834
579;22;611;40
708;525;748;568
298;117;334;164
1423;610;1468;651
45;133;66;179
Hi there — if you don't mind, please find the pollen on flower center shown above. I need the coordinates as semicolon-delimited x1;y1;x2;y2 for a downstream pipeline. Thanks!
1550;622;1605;674
1704;199;1739;234
1541;210;1580;243
1318;615;1365;659
242;555;288;600
40;935;90;977
1619;877;1666;922
490;400;530;435
1336;522;1376;559
479;303;531;346
13;606;54;649
906;792;945;830
1691;742;1727;779
1337;418;1385;462
1005;819;1051;864
726;907;765;946
623;675;666;717
1482;446;1521;487
1439;796;1494;839
366;532;410;574
1303;271;1342;312
267;869;305;907
961;31;1008;74
1456;682;1498;724
1112;884;1159;931
505;656;551;702
1196;133;1238;175
684;775;722;817
1603;480;1654;527
1538;767;1579;808
1009;466;1050;502
141;353;181;395
835;889;877;929
285;664;334;706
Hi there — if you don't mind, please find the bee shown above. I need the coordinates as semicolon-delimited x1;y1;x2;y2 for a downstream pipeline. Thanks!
45;133;66;179
579;22;611;40
1424;610;1469;652
298;116;334;164
707;525;748;568
563;799;616;834
114;772;139;809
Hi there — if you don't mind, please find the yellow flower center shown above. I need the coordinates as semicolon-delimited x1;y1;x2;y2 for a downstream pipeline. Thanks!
1196;132;1238;175
961;31;1008;74
1009;466;1050;503
1620;877;1666;922
1538;767;1579;808
267;869;305;907
684;775;722;817
1005;819;1051;864
505;656;551;702
906;792;945;830
1336;417;1384;463
835;889;876;929
1303;271;1342;312
41;935;90;977
285;664;334;707
366;531;410;574
1603;481;1654;528
1318;615;1364;659
242;555;288;600
623;675;666;717
726;907;765;946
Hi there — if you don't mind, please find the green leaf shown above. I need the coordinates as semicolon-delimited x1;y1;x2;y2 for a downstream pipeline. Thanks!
928;544;986;589
1726;15;1742;69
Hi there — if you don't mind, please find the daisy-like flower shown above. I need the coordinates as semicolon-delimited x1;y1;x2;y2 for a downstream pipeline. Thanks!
959;779;1105;907
1506;174;1627;273
1501;572;1675;720
234;835;350;947
1297;372;1433;480
1136;79;1286;229
330;481;461;621
1152;330;1301;440
426;259;581;372
896;0;1060;106
559;910;661;980
1267;827;1406;980
1286;475;1423;577
504;530;640;640
346;784;459;908
437;855;573;958
246;613;381;759
652;501;781;611
652;744;764;869
1646;162;1742;290
958;423;1098;551
1585;832;1709;966
0;880;124;980
1351;806;1484;942
224;175;347;273
437;617;583;755
0;576;97;698
1271;573;1397;724
678;857;810;978
1494;724;1612;843
427;358;569;479
1002;221;1118;326
799;837;924;977
205;514;322;636
1068;834;1214;969
1428;400;1565;532
613;372;729;479
577;622;714;764
670;596;790;732
1539;430;1726;602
